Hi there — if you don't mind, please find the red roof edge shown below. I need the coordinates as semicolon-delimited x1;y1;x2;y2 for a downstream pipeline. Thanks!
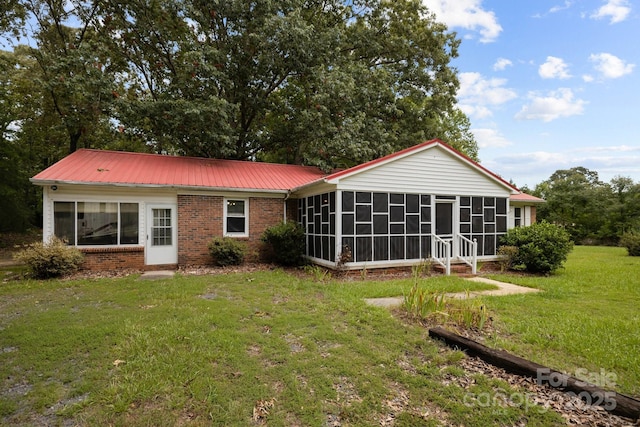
509;193;546;203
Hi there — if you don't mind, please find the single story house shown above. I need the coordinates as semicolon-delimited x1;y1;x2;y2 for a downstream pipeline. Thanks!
31;139;544;273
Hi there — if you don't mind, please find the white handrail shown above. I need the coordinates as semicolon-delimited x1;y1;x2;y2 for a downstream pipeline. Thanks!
432;235;451;275
456;234;477;274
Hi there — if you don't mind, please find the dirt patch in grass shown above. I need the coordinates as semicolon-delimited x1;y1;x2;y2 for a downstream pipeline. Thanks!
457;356;637;426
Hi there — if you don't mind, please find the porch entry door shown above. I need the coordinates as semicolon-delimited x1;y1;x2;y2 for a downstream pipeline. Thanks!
145;204;178;265
435;201;455;257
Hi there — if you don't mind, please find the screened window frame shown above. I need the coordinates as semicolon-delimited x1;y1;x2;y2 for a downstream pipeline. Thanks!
52;201;140;246
224;198;249;237
340;191;433;263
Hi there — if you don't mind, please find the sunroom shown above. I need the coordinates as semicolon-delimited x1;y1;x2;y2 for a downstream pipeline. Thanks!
292;140;535;273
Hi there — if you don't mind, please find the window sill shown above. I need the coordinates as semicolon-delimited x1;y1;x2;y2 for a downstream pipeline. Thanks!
79;246;144;253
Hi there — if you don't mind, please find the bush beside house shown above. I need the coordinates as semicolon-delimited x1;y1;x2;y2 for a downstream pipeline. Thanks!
15;237;84;279
208;237;246;266
500;221;573;274
261;221;306;266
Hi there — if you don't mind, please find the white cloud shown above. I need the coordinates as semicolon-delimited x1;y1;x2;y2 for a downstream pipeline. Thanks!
459;104;493;119
457;72;517;118
493;149;640;185
582;74;595;83
590;0;631;24
539;56;572;79
472;128;512;148
515;88;587;122
589;53;635;79
493;58;513;71
425;0;502;43
549;1;573;13
533;1;573;18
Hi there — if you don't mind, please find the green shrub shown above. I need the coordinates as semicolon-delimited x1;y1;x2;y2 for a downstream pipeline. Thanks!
208;237;246;266
496;245;519;272
500;221;573;274
620;231;640;256
261;221;306;266
14;237;84;279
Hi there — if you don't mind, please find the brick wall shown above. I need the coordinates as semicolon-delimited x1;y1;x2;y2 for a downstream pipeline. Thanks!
80;247;146;270
76;195;293;270
178;194;224;266
177;194;288;266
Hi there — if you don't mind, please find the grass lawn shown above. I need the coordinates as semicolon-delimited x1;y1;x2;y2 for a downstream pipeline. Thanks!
0;245;637;426
485;245;640;397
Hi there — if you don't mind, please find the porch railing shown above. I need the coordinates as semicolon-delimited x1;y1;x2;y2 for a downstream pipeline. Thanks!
432;235;451;276
456;234;478;274
432;234;477;275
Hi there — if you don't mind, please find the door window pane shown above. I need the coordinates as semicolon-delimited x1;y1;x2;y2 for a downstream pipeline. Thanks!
435;203;453;235
152;208;172;246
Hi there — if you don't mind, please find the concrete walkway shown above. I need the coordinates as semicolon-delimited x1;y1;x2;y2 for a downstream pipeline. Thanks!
138;270;176;280
364;277;540;308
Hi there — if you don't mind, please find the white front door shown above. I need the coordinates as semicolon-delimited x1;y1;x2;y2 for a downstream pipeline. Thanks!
146;204;178;265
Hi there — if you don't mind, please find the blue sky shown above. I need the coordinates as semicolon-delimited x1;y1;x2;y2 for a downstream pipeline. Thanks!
425;0;639;188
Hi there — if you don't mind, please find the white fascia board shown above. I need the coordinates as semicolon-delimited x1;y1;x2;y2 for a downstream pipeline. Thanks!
30;179;289;196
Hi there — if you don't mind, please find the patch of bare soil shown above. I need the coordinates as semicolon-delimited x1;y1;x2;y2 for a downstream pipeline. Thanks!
395;312;638;426
458;356;638;426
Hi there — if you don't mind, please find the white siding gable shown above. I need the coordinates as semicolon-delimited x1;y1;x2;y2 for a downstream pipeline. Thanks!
331;145;511;197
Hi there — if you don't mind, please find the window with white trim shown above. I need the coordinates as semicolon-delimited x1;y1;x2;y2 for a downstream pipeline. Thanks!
53;201;139;245
514;207;522;227
224;199;248;237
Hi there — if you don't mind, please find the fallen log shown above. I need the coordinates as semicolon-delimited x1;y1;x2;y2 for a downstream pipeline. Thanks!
429;326;640;420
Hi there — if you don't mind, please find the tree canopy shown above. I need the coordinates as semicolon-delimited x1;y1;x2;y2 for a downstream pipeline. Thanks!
532;167;640;244
3;0;476;165
1;0;483;231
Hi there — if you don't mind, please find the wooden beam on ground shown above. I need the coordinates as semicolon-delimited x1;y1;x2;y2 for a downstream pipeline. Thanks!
428;326;640;420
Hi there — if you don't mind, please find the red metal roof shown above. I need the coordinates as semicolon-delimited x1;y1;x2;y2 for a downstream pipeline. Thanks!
32;144;544;204
509;193;545;203
32;149;327;192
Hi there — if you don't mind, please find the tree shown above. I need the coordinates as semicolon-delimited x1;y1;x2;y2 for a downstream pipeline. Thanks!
534;167;607;243
99;0;474;165
533;167;640;244
1;0;478;230
0;49;40;231
600;176;640;240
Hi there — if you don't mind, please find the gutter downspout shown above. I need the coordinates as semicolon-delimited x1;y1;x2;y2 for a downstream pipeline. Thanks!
283;190;291;223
